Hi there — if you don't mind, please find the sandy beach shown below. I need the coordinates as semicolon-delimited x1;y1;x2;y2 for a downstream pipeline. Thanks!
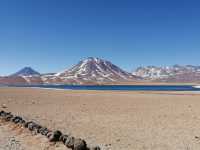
1;87;200;150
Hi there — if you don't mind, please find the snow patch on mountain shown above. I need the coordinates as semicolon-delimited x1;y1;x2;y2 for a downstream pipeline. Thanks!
56;57;139;83
133;65;200;80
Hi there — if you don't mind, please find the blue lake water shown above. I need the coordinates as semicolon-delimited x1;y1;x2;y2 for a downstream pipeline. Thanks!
8;84;200;91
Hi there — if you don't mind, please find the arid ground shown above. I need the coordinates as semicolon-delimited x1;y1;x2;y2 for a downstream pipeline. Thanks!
1;87;200;150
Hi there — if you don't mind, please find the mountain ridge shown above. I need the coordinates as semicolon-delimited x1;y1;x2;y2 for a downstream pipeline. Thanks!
1;58;200;85
133;65;200;82
0;57;141;85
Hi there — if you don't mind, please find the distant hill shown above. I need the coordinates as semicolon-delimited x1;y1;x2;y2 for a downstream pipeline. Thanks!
133;65;200;83
11;67;40;77
0;76;27;85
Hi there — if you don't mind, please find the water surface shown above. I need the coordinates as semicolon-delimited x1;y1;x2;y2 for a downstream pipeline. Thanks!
8;84;200;91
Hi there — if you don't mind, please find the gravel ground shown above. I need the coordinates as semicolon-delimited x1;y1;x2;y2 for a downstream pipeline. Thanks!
1;88;200;150
0;123;25;150
0;121;68;150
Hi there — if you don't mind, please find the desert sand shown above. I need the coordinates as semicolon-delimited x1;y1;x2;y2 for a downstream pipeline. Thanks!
1;87;200;150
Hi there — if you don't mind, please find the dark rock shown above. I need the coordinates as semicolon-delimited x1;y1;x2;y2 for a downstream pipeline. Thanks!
73;138;87;150
65;136;75;149
0;110;4;116
19;119;26;125
39;127;50;136
89;146;101;150
34;125;42;133
39;127;47;134
12;116;23;124
0;110;6;117
5;114;13;121
47;132;52;138
1;111;11;118
44;129;50;136
27;122;36;131
48;130;62;142
60;134;69;143
23;121;30;128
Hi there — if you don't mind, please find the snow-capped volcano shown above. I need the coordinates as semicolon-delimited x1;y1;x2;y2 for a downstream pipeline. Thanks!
55;57;139;84
11;67;40;77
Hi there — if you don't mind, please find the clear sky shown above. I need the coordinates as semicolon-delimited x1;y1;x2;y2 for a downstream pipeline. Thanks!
0;0;200;75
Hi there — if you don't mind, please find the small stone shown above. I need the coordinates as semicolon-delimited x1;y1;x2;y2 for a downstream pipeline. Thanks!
19;119;26;124
89;146;101;150
48;130;62;142
0;110;5;116
39;127;48;135
1;104;7;108
116;139;120;142
33;124;42;133
73;138;87;150
27;122;36;130
59;134;69;143
47;132;52;138
65;136;75;149
5;114;13;121
23;122;29;128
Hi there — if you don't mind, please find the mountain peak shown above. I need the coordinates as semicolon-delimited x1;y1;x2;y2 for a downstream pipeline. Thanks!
83;57;105;63
11;67;40;77
55;57;139;84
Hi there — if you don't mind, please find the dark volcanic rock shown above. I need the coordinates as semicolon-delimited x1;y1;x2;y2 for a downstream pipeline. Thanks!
60;134;69;143
48;130;62;142
12;116;23;124
39;127;50;136
65;136;75;149
89;146;101;150
23;121;30;128
73;138;87;150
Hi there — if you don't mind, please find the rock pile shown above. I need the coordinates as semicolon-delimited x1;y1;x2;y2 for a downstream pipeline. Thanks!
0;110;101;150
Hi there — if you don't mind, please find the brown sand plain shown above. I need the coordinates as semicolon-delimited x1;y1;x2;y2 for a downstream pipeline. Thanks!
1;87;200;150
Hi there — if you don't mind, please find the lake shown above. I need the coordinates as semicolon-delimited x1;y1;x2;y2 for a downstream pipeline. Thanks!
7;84;200;91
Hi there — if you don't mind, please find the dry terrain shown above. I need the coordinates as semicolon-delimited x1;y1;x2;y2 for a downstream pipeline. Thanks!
1;87;200;150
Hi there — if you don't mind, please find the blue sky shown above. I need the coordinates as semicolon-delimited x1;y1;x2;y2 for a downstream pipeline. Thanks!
0;0;200;75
